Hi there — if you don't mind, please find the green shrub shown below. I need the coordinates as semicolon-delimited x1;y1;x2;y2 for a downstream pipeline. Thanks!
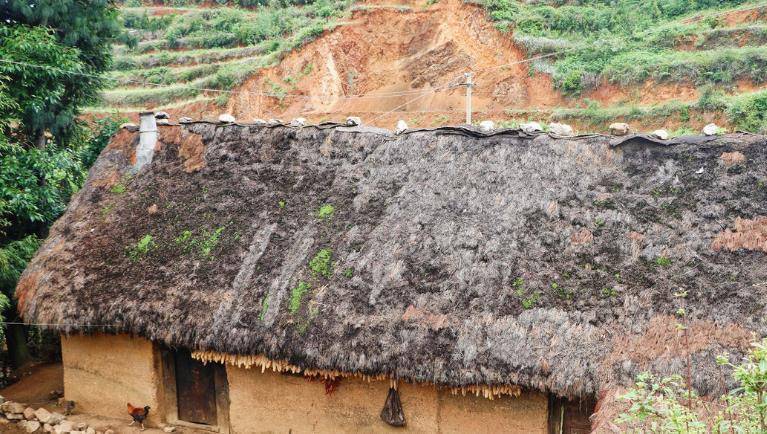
727;90;767;133
617;338;767;432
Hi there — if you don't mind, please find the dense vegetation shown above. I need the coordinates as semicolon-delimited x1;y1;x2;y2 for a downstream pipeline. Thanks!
618;338;767;433
483;0;760;92
99;0;352;110
0;2;123;368
480;0;767;131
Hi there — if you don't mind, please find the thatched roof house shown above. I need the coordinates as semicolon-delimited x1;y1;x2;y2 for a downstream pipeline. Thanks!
17;119;767;433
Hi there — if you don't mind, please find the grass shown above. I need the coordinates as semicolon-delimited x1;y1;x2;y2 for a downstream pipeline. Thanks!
174;226;226;259
102;58;272;105
105;0;354;110
127;234;155;261
289;281;311;314
309;248;333;278
481;0;764;94
549;88;767;132
316;203;335;220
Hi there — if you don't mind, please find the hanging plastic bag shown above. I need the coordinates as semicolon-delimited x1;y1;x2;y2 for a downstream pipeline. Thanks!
380;386;406;427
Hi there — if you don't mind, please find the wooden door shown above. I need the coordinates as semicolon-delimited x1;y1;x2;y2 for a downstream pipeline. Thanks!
548;396;595;434
175;349;218;425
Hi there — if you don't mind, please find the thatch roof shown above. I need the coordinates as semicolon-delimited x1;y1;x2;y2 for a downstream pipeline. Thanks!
17;122;767;399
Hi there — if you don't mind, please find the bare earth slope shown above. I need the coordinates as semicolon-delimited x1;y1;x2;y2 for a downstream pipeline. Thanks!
225;0;568;124
106;1;767;132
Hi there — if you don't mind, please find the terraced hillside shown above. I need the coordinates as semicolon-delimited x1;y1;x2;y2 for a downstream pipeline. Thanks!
97;0;352;111
96;0;767;134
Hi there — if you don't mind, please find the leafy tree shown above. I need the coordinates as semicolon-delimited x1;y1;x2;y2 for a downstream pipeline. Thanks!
0;0;120;146
0;4;123;367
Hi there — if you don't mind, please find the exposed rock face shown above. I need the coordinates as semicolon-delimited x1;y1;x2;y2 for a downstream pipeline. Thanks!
17;124;767;400
652;129;669;140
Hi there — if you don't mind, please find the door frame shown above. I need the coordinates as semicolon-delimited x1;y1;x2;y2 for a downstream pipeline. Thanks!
160;347;231;433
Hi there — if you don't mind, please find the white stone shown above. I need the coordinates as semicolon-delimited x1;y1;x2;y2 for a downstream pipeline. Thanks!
34;408;52;424
549;122;574;137
22;420;41;433
703;123;720;136
156;119;171;126
346;116;361;126
3;402;26;414
46;413;65;425
85;428;95;434
154;111;170;120
104;430;115;434
75;422;87;430
23;407;36;420
252;119;267;125
290;117;306;127
267;118;282;125
652;129;669;140
395;120;408;135
6;413;23;420
218;114;236;124
54;421;73;434
44;424;53;433
178;117;193;123
520;121;543;134
609;122;630;136
478;120;495;132
70;431;85;434
163;427;176;433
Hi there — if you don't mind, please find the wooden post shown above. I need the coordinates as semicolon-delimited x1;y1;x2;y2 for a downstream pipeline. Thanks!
464;72;473;125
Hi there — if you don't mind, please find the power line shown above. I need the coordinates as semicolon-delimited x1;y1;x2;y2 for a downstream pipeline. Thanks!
4;322;119;328
0;58;460;101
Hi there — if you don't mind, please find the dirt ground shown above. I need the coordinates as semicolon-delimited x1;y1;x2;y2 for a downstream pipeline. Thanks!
0;363;208;434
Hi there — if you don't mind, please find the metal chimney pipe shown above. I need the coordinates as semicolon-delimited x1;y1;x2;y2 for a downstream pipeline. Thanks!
136;111;158;171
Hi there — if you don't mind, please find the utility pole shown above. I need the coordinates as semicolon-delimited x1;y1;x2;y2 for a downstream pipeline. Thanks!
464;72;474;125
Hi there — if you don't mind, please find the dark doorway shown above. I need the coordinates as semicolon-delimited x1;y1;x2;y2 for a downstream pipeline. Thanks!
548;395;596;434
174;349;218;425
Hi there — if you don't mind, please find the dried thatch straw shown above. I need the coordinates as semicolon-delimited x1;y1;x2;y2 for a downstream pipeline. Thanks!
17;123;767;400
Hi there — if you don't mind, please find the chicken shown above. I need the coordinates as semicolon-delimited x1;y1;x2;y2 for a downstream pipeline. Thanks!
127;403;151;431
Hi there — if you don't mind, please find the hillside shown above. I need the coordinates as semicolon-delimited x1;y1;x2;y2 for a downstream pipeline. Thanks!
94;0;767;133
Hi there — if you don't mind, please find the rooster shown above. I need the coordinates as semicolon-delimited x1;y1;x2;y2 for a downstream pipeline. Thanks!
127;403;150;431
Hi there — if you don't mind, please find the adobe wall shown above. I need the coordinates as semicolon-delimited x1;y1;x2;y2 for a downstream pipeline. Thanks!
61;334;163;426
226;365;548;433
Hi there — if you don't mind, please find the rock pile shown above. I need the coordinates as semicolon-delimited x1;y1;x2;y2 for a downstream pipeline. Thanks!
0;396;94;434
